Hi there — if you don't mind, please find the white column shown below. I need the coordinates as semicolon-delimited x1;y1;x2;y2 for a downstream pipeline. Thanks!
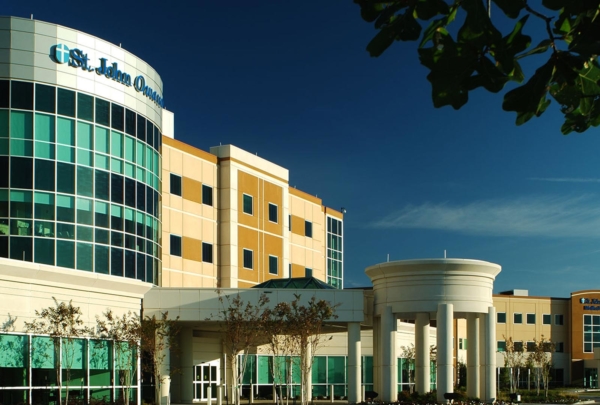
372;316;381;396
180;327;194;403
415;313;430;394
436;303;454;402
485;306;497;402
380;306;397;402
347;322;362;404
160;341;171;405
466;313;480;399
479;312;487;398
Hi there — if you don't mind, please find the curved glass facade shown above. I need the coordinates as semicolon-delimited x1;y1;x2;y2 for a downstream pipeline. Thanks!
0;80;161;284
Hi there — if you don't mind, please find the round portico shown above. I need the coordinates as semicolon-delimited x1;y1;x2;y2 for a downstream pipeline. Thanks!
365;259;501;403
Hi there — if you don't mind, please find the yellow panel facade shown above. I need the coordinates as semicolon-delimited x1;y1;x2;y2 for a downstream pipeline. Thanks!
162;136;218;288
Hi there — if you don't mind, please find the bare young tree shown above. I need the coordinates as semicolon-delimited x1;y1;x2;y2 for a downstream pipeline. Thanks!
96;310;142;405
502;336;527;393
24;297;93;405
527;336;555;398
141;312;180;405
216;292;270;405
263;294;337;405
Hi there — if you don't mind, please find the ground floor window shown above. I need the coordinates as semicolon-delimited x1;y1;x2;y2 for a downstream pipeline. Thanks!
0;332;139;405
238;354;436;400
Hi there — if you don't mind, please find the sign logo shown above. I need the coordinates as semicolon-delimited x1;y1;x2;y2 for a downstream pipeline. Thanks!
50;44;164;108
580;297;600;311
54;44;70;64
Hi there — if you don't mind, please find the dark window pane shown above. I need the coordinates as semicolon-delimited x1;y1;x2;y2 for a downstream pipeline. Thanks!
111;248;123;276
269;203;277;223
136;253;145;281
95;228;109;244
111;226;124;243
170;235;181;256
125;234;135;250
57;88;76;117
95;99;110;126
95;170;109;201
146;121;154;148
77;166;93;197
243;194;253;215
111;174;123;204
56;163;75;194
35;238;54;265
77;93;94;122
137;183;146;212
125;250;135;279
57;240;75;269
0;156;8;188
77;242;93;271
10;190;32;218
0;80;8;108
153;127;160;151
136;115;146;142
243;249;253;269
146;255;153;284
125;109;136;136
202;185;213;206
11;157;33;189
95;245;109;274
0;191;7;217
35;159;55;191
125;178;135;208
202;242;213;264
153;190;159;218
56;223;74;239
145;186;153;216
11;81;33;110
56;195;75;223
305;221;313;238
170;174;181;196
0;236;7;258
35;84;55;113
10;236;32;261
136;236;145;252
111;104;124;131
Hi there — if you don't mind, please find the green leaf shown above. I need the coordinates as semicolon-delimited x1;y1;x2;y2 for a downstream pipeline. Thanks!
515;39;552;59
366;26;396;57
415;0;449;21
419;36;478;109
458;0;502;48
374;2;408;29
491;0;525;19
503;58;555;125
542;0;567;11
419;4;458;47
492;15;531;75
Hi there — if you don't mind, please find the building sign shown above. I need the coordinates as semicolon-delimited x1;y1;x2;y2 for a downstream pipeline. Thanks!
580;297;600;310
51;44;164;108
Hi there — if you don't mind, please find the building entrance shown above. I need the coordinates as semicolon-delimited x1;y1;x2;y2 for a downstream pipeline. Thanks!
194;361;219;401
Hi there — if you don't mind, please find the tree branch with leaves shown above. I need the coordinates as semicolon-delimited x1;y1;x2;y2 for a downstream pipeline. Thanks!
356;0;600;134
24;297;93;405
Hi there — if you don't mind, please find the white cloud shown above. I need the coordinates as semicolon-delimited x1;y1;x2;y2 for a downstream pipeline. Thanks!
371;195;600;238
530;177;600;183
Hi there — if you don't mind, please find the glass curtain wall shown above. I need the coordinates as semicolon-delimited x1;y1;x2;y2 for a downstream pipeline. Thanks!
0;332;138;405
0;80;161;284
326;216;343;289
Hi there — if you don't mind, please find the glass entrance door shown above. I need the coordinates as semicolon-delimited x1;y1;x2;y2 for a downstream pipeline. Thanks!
194;361;219;401
585;368;598;388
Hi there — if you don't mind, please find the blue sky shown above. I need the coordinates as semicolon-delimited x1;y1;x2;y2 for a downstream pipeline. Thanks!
6;1;600;297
